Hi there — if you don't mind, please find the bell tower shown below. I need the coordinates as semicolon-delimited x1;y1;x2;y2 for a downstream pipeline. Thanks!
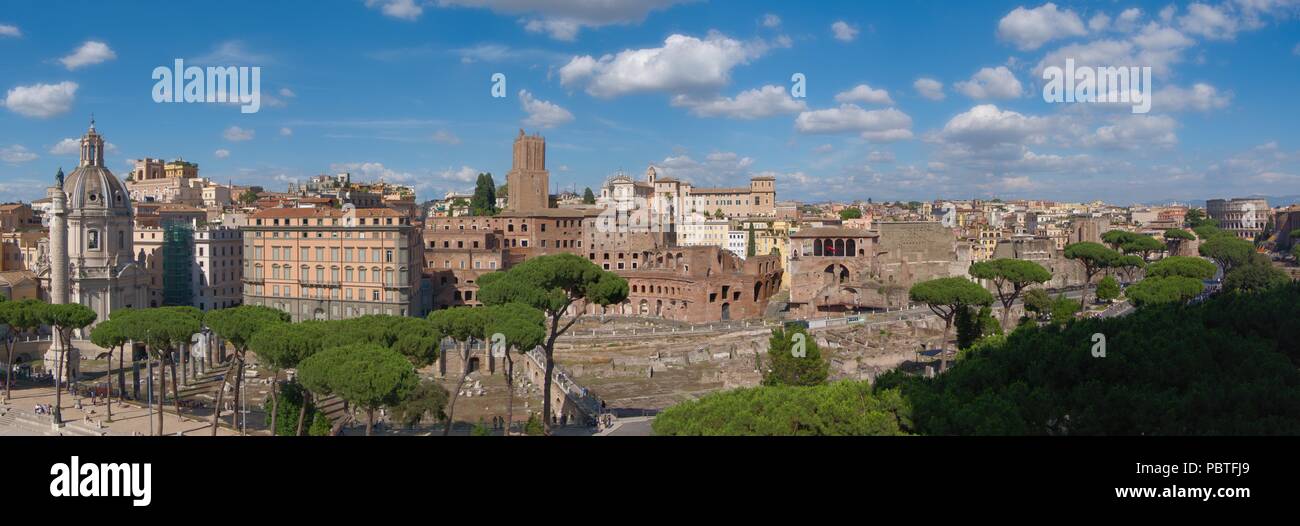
81;117;105;167
506;130;550;211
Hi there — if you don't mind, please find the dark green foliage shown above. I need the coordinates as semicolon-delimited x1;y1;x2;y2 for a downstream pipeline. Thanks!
1049;295;1080;325
1163;229;1195;241
969;258;1051;327
1125;276;1204;307
470;173;498;216
390;379;449;428
1223;263;1290;294
1199;236;1258;273
1023;288;1051;320
878;281;1300;435
299;344;417;413
1193;224;1228;241
1183;208;1209;228
762;326;829;387
524;413;544;436
1146;256;1217;280
839;208;862;220
1095;275;1120;302
1101;229;1138;250
205;305;290;353
653;382;912;436
582;187;595;204
308;412;333;436
1064;241;1122;304
263;382;316;436
955;304;1003;349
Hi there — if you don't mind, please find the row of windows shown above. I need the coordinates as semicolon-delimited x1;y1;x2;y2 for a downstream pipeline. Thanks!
256;216;408;227
253;264;407;284
253;245;399;263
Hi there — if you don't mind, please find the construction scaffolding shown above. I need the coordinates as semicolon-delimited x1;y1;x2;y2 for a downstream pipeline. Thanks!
161;220;194;307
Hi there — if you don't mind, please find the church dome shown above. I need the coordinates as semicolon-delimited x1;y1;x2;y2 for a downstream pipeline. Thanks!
61;119;131;213
66;164;130;212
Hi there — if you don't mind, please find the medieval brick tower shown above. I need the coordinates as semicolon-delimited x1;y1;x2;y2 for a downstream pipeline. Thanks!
506;130;549;212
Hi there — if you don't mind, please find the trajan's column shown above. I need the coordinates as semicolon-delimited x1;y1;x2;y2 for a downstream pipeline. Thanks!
44;167;74;381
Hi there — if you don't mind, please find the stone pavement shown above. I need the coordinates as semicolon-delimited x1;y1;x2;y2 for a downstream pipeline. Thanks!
0;385;242;436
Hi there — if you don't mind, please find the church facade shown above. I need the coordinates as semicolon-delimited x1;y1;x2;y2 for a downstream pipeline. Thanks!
36;121;151;332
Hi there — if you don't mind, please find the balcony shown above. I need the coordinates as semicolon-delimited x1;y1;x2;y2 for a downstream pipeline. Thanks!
299;279;341;288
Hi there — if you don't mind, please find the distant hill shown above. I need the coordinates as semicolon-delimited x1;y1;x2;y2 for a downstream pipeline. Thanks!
1137;195;1300;208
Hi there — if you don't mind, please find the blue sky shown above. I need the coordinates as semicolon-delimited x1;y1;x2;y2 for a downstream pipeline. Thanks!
1;0;1298;205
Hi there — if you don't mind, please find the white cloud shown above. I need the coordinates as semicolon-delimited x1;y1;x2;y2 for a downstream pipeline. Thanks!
654;151;754;187
834;84;893;105
431;130;462;144
1;145;38;163
1179;3;1239;40
673;84;806;119
997;3;1088;50
60;41;116;70
49;138;81;155
1089;13;1111;32
559;33;765;98
954;66;1023;99
914;77;945;101
831;21;859;42
280;127;293;137
365;0;423;21
937;104;1051;149
795;104;913;142
762;14;781;28
0;24;20;38
1083;114;1178;149
867;150;895;163
435;0;691;40
525;19;582;41
437;165;479;183
519;89;574;128
223;126;255;141
1160;5;1177;23
3;82;78;118
1156;83;1232;112
49;138;116;156
814;144;834;154
1035;24;1195;78
214;149;231;159
1115;8;1144;32
192;40;271;64
279;88;296;98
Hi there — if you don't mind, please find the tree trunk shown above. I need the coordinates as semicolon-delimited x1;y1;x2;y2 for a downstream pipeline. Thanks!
209;360;237;436
105;349;113;422
269;370;280;436
504;353;515;436
295;391;310;436
117;344;126;403
542;344;556;435
156;356;166;436
179;343;188;386
233;355;245;435
441;341;471;436
54;346;63;425
366;407;374;436
169;354;183;422
3;340;13;403
939;318;953;372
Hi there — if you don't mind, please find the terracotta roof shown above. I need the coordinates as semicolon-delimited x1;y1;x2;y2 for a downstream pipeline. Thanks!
790;227;878;238
497;208;593;218
251;206;404;220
